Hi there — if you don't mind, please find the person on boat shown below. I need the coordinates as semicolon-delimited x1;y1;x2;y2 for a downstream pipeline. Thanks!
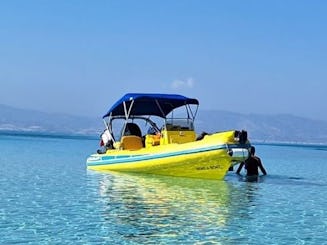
97;129;114;154
236;146;267;177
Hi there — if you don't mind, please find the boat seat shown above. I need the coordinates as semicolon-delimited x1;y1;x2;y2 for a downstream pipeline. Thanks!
121;135;143;150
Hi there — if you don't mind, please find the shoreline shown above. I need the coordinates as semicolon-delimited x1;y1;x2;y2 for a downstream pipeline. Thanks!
1;130;327;147
0;130;98;141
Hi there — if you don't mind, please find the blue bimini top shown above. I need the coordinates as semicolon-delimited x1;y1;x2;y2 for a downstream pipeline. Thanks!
103;93;199;118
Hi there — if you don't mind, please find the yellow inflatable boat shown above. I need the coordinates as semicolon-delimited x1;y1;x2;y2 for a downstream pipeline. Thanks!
86;93;250;180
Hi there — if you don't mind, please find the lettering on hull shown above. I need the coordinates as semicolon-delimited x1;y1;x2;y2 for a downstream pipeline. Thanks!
196;164;223;171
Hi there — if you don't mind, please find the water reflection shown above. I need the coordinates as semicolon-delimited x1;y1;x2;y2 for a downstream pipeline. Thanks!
86;171;269;243
94;172;237;242
100;173;230;214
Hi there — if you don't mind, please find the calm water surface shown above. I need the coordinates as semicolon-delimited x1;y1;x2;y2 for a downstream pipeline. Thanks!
0;135;326;244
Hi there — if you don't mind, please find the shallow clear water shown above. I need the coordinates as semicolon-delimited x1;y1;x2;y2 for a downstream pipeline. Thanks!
1;135;326;244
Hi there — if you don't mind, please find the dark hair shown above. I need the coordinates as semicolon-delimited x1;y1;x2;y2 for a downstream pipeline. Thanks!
250;146;255;155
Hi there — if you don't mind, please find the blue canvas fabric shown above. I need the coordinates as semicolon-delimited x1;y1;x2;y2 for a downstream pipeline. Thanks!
103;93;199;118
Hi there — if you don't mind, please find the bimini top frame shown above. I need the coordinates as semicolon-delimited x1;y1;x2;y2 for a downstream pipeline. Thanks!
101;93;199;143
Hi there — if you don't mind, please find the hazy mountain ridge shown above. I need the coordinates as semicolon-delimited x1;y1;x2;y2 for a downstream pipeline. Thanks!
196;110;327;143
1;104;327;143
0;104;102;136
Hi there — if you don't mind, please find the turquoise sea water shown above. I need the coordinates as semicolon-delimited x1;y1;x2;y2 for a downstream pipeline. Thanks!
1;135;327;244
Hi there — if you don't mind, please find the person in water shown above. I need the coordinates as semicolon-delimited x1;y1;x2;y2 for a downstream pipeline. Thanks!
236;146;267;176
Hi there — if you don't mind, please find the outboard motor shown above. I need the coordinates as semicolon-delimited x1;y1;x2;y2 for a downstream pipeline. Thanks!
239;130;248;144
234;130;248;144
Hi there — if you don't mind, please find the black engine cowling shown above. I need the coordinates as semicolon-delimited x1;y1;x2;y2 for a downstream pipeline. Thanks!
235;130;248;144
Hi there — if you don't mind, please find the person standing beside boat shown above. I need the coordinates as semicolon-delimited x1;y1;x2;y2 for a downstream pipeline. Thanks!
236;146;267;177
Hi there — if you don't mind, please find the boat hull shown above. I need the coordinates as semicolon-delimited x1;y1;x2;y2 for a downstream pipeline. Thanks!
87;132;250;180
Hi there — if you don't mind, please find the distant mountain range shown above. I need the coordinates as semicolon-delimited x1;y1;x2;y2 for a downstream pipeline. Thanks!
0;104;102;137
1;104;327;144
196;110;327;144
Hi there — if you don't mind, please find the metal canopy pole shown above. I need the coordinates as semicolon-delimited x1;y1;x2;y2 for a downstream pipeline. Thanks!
102;112;115;143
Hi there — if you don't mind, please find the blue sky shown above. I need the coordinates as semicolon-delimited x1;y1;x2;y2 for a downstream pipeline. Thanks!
1;1;326;120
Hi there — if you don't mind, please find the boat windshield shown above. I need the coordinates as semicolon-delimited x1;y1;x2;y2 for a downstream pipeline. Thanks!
164;118;194;131
163;105;196;131
109;116;162;141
